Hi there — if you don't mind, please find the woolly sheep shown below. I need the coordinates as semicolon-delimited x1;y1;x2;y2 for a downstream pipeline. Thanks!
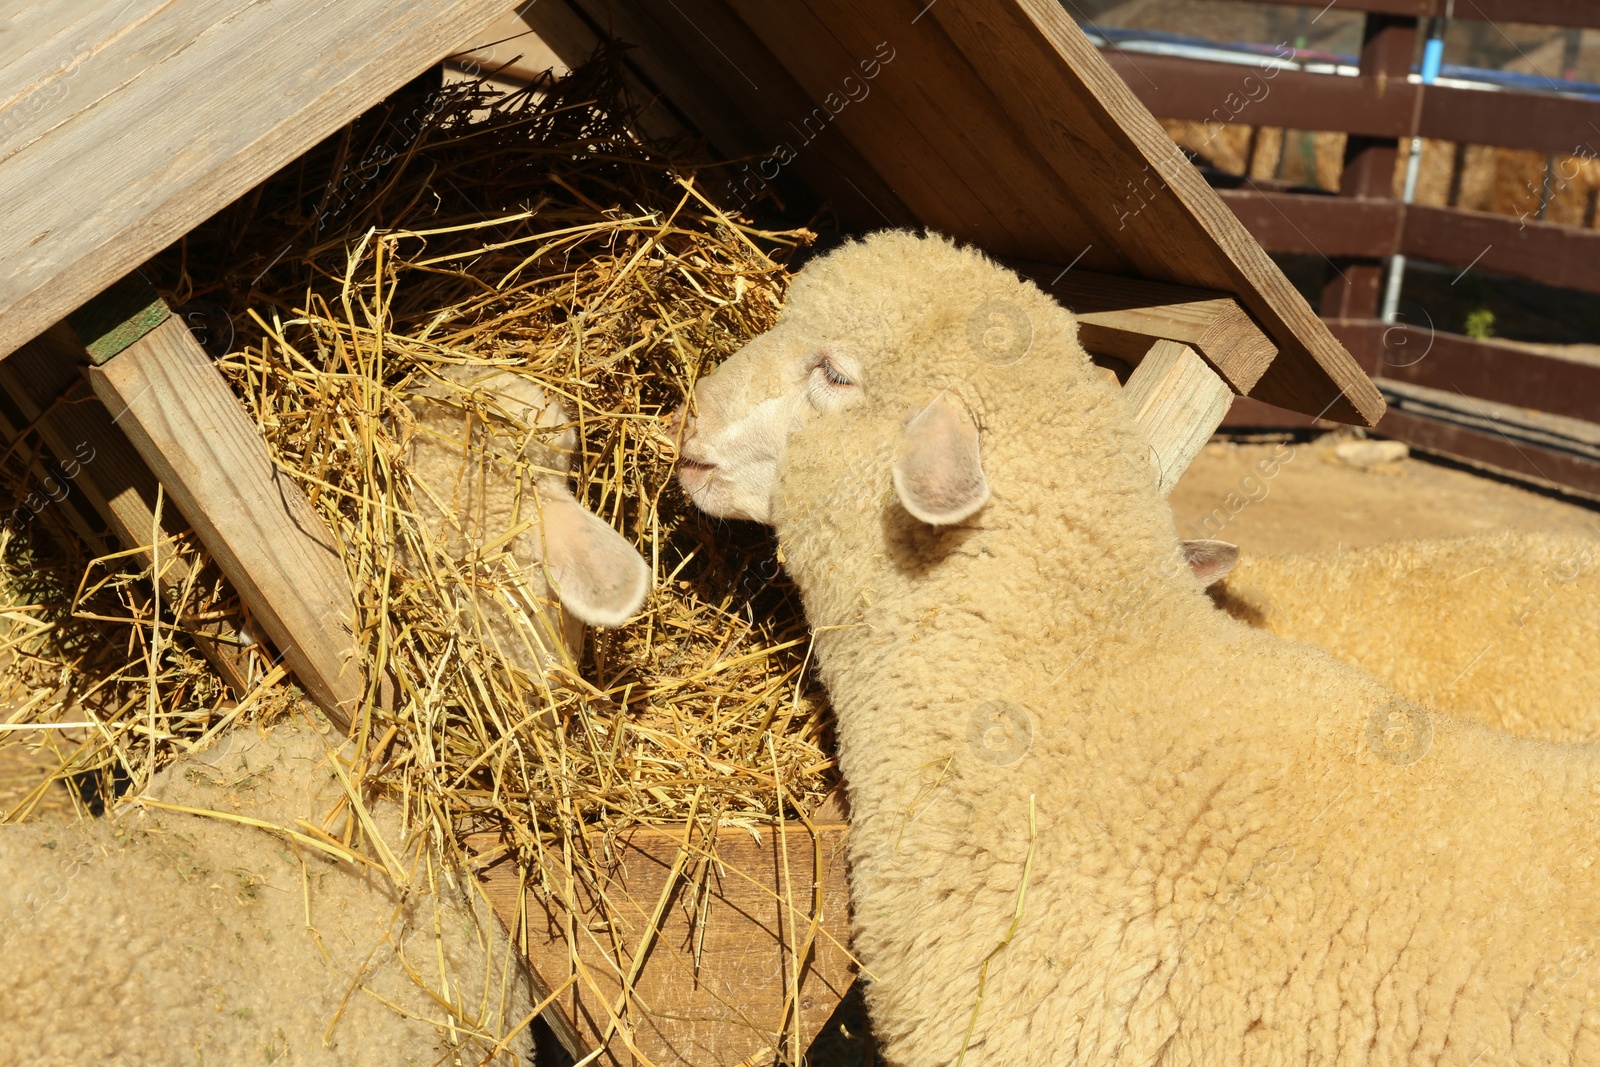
1209;529;1600;743
676;230;1600;1066
1;721;537;1064
405;365;650;673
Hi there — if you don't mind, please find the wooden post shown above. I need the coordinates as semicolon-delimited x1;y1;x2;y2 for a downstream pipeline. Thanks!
1005;263;1277;394
67;281;362;733
1321;13;1418;327
1121;339;1233;495
473;817;856;1067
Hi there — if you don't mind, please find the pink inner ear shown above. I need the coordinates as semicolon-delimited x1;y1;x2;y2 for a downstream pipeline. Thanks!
892;393;989;525
538;490;652;628
1182;539;1239;585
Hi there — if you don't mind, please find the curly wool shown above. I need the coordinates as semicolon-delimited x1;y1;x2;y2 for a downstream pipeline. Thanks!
1212;529;1600;743
0;722;537;1066
729;231;1600;1066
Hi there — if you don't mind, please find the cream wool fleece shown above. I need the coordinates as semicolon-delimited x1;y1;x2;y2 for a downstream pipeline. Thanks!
1212;530;1600;744
0;722;536;1066
692;231;1600;1066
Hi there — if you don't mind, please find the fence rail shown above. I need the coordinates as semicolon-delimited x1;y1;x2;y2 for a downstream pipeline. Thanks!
1099;2;1600;498
1259;0;1600;29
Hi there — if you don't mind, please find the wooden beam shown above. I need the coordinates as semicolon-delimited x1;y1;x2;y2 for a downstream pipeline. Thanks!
1380;408;1600;502
1215;191;1600;297
1009;262;1275;392
1327;320;1600;426
1101;54;1419;142
0;331;254;696
0;0;509;363
1403;203;1600;296
473;820;856;1066
1103;49;1600;161
1215;190;1404;260
86;317;362;732
1121;340;1234;494
1264;0;1600;24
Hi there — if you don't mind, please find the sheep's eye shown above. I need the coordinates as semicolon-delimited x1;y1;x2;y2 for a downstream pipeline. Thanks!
820;359;855;387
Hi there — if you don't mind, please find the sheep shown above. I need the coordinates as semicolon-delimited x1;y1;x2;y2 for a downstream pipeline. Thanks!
404;365;650;676
1207;529;1600;743
675;229;1600;1066
1;720;538;1064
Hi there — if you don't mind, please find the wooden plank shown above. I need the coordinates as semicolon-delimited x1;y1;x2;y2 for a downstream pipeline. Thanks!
1217;191;1600;298
1380;408;1600;501
726;0;1139;273
1101;53;1418;142
0;332;254;696
473;820;856;1067
1216;190;1403;258
1102;49;1600;161
1121;340;1234;494
1265;0;1600;23
1328;320;1600;426
86;317;361;732
1403;202;1600;296
1008;261;1275;391
0;0;509;363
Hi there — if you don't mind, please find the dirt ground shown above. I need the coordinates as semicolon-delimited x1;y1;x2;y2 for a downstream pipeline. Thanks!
1171;432;1600;554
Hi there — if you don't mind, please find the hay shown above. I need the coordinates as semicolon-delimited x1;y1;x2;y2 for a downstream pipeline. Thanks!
0;48;838;1056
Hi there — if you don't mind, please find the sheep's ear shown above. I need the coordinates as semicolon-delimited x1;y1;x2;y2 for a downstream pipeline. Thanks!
892;394;989;525
1182;539;1238;585
540;490;651;628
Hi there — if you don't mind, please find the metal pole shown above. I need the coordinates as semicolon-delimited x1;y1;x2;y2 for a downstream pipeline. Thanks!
1380;6;1451;323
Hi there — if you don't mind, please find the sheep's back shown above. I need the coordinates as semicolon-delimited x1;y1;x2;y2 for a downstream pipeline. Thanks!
1212;530;1600;742
0;723;535;1064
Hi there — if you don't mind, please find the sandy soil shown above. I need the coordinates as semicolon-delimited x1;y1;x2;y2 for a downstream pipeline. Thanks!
0;737;78;822
1171;433;1600;555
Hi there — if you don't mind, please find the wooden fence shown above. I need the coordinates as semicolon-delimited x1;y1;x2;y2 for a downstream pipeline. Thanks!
1100;0;1600;498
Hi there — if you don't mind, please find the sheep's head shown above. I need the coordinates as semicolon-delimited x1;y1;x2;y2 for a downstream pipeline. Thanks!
676;230;1101;537
407;367;650;631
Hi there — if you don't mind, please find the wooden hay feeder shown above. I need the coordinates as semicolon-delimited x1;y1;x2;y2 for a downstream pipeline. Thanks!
0;2;1383;1064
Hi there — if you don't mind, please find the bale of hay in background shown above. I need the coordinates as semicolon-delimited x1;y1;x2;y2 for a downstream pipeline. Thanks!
0;47;846;1059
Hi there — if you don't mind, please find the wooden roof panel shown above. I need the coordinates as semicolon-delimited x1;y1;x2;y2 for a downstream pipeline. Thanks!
573;0;1383;424
0;0;508;363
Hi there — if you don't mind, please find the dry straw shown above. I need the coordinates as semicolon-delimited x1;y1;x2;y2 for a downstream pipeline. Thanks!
0;49;838;1057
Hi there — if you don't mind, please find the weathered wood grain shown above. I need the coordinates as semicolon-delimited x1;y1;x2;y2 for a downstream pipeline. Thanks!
1006;261;1275;391
474;820;856;1066
0;0;507;362
1121;340;1234;495
87;317;361;731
